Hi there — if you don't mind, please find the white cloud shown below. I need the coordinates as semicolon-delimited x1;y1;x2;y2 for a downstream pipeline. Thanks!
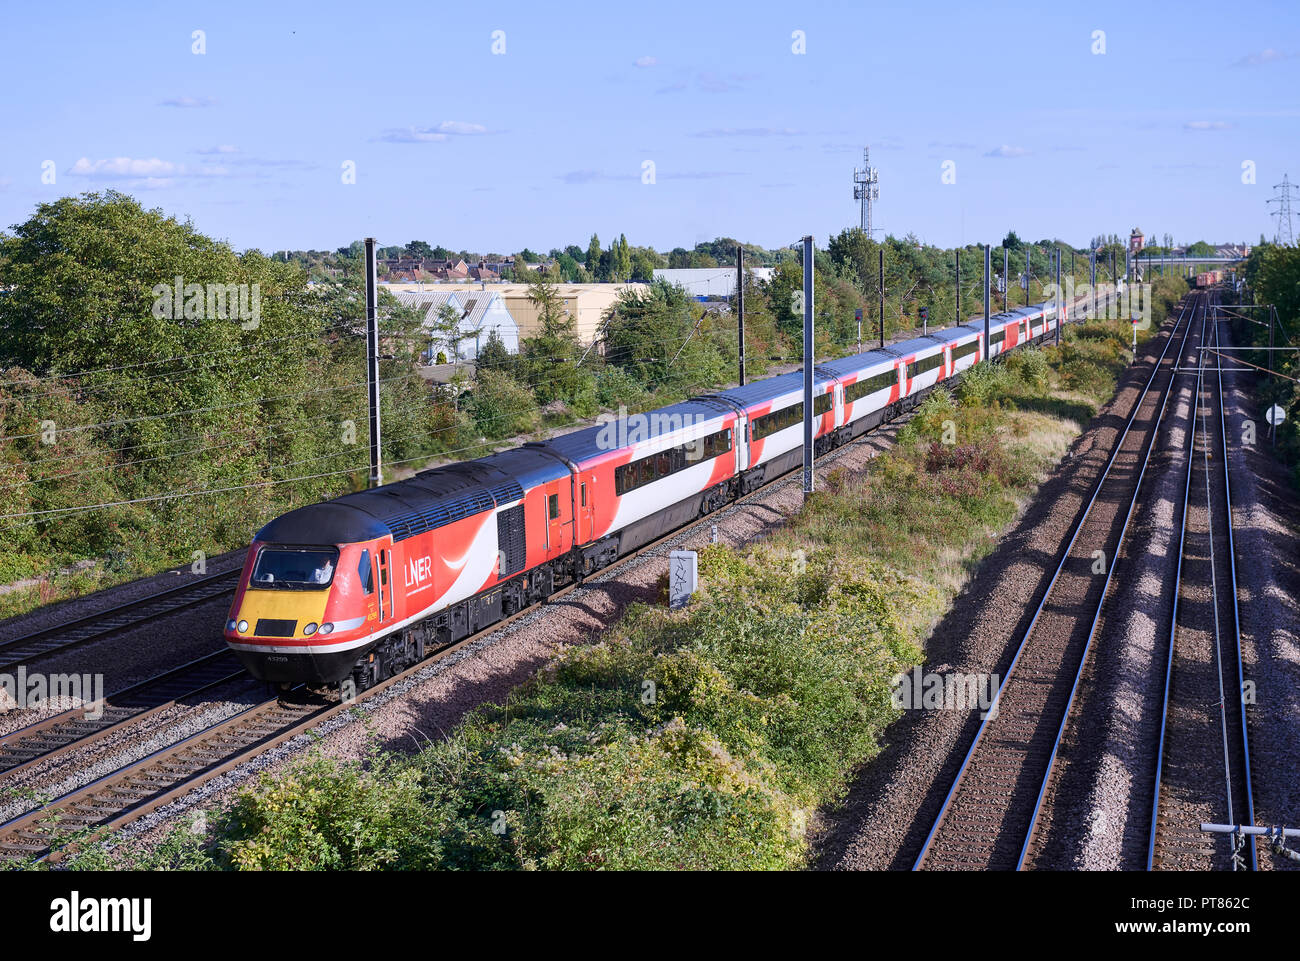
633;56;657;68
1233;49;1291;67
68;157;229;179
160;96;216;108
985;144;1030;158
377;121;489;143
197;144;240;154
1183;120;1234;130
693;127;802;138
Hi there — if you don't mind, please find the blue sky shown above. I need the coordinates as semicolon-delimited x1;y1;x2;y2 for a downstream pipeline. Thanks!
2;0;1297;254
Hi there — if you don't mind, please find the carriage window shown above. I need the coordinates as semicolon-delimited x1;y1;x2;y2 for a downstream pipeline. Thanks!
845;370;896;403
581;484;587;507
357;550;374;595
548;494;560;519
906;354;945;378
751;403;803;440
612;427;734;495
251;547;339;590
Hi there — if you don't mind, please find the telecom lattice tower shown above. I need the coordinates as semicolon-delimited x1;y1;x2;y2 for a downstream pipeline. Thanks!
1269;174;1295;246
853;147;879;237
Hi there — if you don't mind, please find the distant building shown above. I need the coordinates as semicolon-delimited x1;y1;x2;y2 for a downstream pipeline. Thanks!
384;281;648;345
1215;243;1251;259
390;289;519;361
1129;228;1145;254
653;267;775;300
380;257;476;282
493;283;649;344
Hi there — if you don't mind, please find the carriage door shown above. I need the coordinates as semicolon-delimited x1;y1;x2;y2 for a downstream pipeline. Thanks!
544;479;572;557
377;548;393;623
577;474;594;544
734;415;750;472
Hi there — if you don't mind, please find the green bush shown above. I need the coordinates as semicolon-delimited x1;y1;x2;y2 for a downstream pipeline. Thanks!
1004;347;1050;393
465;368;539;438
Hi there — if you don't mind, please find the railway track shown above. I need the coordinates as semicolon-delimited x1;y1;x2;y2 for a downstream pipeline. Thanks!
1148;292;1257;870
0;568;240;673
0;649;251;780
913;296;1200;870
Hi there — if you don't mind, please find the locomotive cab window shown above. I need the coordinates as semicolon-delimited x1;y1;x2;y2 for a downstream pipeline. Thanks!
548;493;560;519
251;547;339;589
357;550;374;595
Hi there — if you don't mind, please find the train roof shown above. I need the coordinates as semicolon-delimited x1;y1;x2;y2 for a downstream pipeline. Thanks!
537;397;734;464
705;368;836;409
817;348;898;376
883;333;953;357
256;452;559;545
958;301;1051;333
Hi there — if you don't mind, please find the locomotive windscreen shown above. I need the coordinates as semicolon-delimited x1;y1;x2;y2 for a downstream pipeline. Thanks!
251;547;340;589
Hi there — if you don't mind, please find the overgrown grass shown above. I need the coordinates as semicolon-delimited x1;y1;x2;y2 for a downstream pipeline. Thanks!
68;317;1145;872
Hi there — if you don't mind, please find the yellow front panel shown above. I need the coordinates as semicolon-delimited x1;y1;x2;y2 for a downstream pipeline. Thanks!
238;589;329;636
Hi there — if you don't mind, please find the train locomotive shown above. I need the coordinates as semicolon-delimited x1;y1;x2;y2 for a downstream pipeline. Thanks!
225;299;1066;693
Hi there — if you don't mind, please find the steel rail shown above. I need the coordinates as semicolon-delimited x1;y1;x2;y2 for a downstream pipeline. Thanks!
913;296;1194;870
0;650;250;780
1147;295;1207;869
0;568;240;671
1214;296;1257;867
1014;293;1204;869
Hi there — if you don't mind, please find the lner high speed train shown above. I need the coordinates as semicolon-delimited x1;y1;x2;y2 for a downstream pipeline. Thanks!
225;299;1070;692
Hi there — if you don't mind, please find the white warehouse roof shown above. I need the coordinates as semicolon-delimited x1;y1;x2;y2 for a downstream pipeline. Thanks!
653;267;775;299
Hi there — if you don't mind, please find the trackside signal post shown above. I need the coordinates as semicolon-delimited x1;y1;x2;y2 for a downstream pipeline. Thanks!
365;237;383;488
801;235;815;498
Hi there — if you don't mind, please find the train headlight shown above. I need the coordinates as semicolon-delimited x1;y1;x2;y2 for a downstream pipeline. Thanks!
319;623;334;635
303;622;318;636
226;619;237;632
237;620;249;634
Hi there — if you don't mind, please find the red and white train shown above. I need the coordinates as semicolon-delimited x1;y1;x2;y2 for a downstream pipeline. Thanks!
225;300;1065;691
